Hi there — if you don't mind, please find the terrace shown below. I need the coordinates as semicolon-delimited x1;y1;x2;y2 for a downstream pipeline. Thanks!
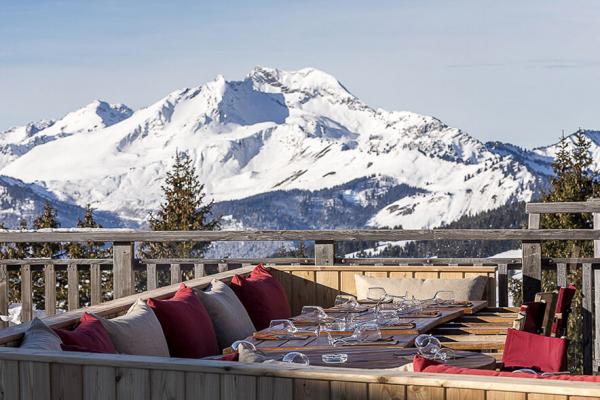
0;200;599;399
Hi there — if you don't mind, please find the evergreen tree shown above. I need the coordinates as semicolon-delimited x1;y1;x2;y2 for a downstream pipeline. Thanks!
539;131;599;374
31;202;61;258
66;204;109;259
142;151;220;259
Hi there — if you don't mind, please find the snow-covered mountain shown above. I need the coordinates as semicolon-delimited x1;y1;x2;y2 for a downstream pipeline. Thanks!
0;101;132;168
0;66;591;234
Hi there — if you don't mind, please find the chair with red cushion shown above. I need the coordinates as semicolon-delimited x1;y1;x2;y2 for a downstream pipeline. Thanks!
551;284;576;338
231;264;291;330
501;328;568;372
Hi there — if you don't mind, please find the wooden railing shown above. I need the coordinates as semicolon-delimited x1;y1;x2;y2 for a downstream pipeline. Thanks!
1;199;600;371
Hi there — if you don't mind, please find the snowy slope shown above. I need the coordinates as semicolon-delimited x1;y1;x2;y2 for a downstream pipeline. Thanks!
0;175;125;228
0;67;545;230
0;101;132;168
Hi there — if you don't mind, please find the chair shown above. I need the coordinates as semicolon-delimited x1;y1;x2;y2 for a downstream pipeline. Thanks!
501;285;576;373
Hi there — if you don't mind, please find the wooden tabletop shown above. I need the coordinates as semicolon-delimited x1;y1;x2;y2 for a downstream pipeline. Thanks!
257;348;496;370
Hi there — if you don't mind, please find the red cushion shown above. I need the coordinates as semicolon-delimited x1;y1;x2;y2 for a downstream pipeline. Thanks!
552;285;576;336
519;302;546;333
502;329;567;372
420;363;600;382
412;355;442;372
54;313;117;354
147;283;218;358
231;264;291;330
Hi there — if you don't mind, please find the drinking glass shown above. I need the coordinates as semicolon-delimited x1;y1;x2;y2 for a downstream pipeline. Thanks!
321;353;348;364
415;334;442;359
268;319;298;336
433;348;455;362
334;294;359;309
376;309;400;326
282;351;310;366
367;287;389;302
352;322;382;342
432;290;455;304
231;340;257;352
301;306;329;322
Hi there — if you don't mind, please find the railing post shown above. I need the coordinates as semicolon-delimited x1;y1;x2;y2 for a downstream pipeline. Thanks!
315;240;335;265
522;213;541;302
594;211;600;373
583;262;594;374
113;241;135;299
497;263;508;307
0;264;8;328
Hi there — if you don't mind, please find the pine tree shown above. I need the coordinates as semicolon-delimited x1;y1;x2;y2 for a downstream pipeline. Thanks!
66;204;108;259
539;131;599;374
31;202;61;258
142;151;220;259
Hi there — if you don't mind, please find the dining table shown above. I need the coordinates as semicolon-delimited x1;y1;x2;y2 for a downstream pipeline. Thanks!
234;299;498;370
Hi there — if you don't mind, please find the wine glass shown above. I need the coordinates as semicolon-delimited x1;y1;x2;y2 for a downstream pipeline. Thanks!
282;351;310;366
433;348;455;362
352;322;382;342
334;294;359;309
367;287;389;302
230;340;257;352
415;334;442;359
301;306;329;322
432;290;455;304
376;309;400;326
268;319;298;337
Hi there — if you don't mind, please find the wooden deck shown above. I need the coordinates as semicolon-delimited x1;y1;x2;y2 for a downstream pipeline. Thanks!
0;265;598;399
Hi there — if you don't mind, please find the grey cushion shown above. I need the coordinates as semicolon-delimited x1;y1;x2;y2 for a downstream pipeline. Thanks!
196;280;256;349
97;299;169;357
20;317;62;351
355;275;488;301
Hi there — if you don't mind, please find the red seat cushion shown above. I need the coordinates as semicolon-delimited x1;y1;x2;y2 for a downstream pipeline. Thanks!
147;283;218;358
502;329;567;372
54;313;117;354
231;264;291;330
418;361;600;382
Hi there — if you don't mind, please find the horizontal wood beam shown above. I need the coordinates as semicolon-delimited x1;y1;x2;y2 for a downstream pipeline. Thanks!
526;200;600;214
0;228;599;242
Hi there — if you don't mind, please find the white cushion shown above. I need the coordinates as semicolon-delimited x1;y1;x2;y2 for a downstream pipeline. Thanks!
196;280;256;350
20;317;62;351
97;299;169;357
354;275;488;301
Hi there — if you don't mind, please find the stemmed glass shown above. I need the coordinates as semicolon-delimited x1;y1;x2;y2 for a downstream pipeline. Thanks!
328;322;382;346
300;306;330;322
281;351;310;366
415;334;455;361
269;319;319;337
334;294;360;310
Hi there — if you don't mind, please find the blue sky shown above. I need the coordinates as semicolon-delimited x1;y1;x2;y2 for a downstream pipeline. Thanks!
1;0;599;148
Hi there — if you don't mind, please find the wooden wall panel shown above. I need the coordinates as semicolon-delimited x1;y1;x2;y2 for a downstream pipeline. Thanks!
150;370;184;400
19;361;50;400
185;372;220;399
257;377;293;400
0;360;19;400
221;374;256;400
291;271;316;314
486;391;526;400
51;363;82;400
294;379;329;400
369;383;406;400
116;368;149;400
315;271;340;308
528;395;567;400
330;381;367;400
340;271;360;296
83;366;116;400
406;385;444;400
447;388;484;400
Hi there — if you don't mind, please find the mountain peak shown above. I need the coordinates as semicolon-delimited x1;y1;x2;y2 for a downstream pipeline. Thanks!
247;66;354;99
